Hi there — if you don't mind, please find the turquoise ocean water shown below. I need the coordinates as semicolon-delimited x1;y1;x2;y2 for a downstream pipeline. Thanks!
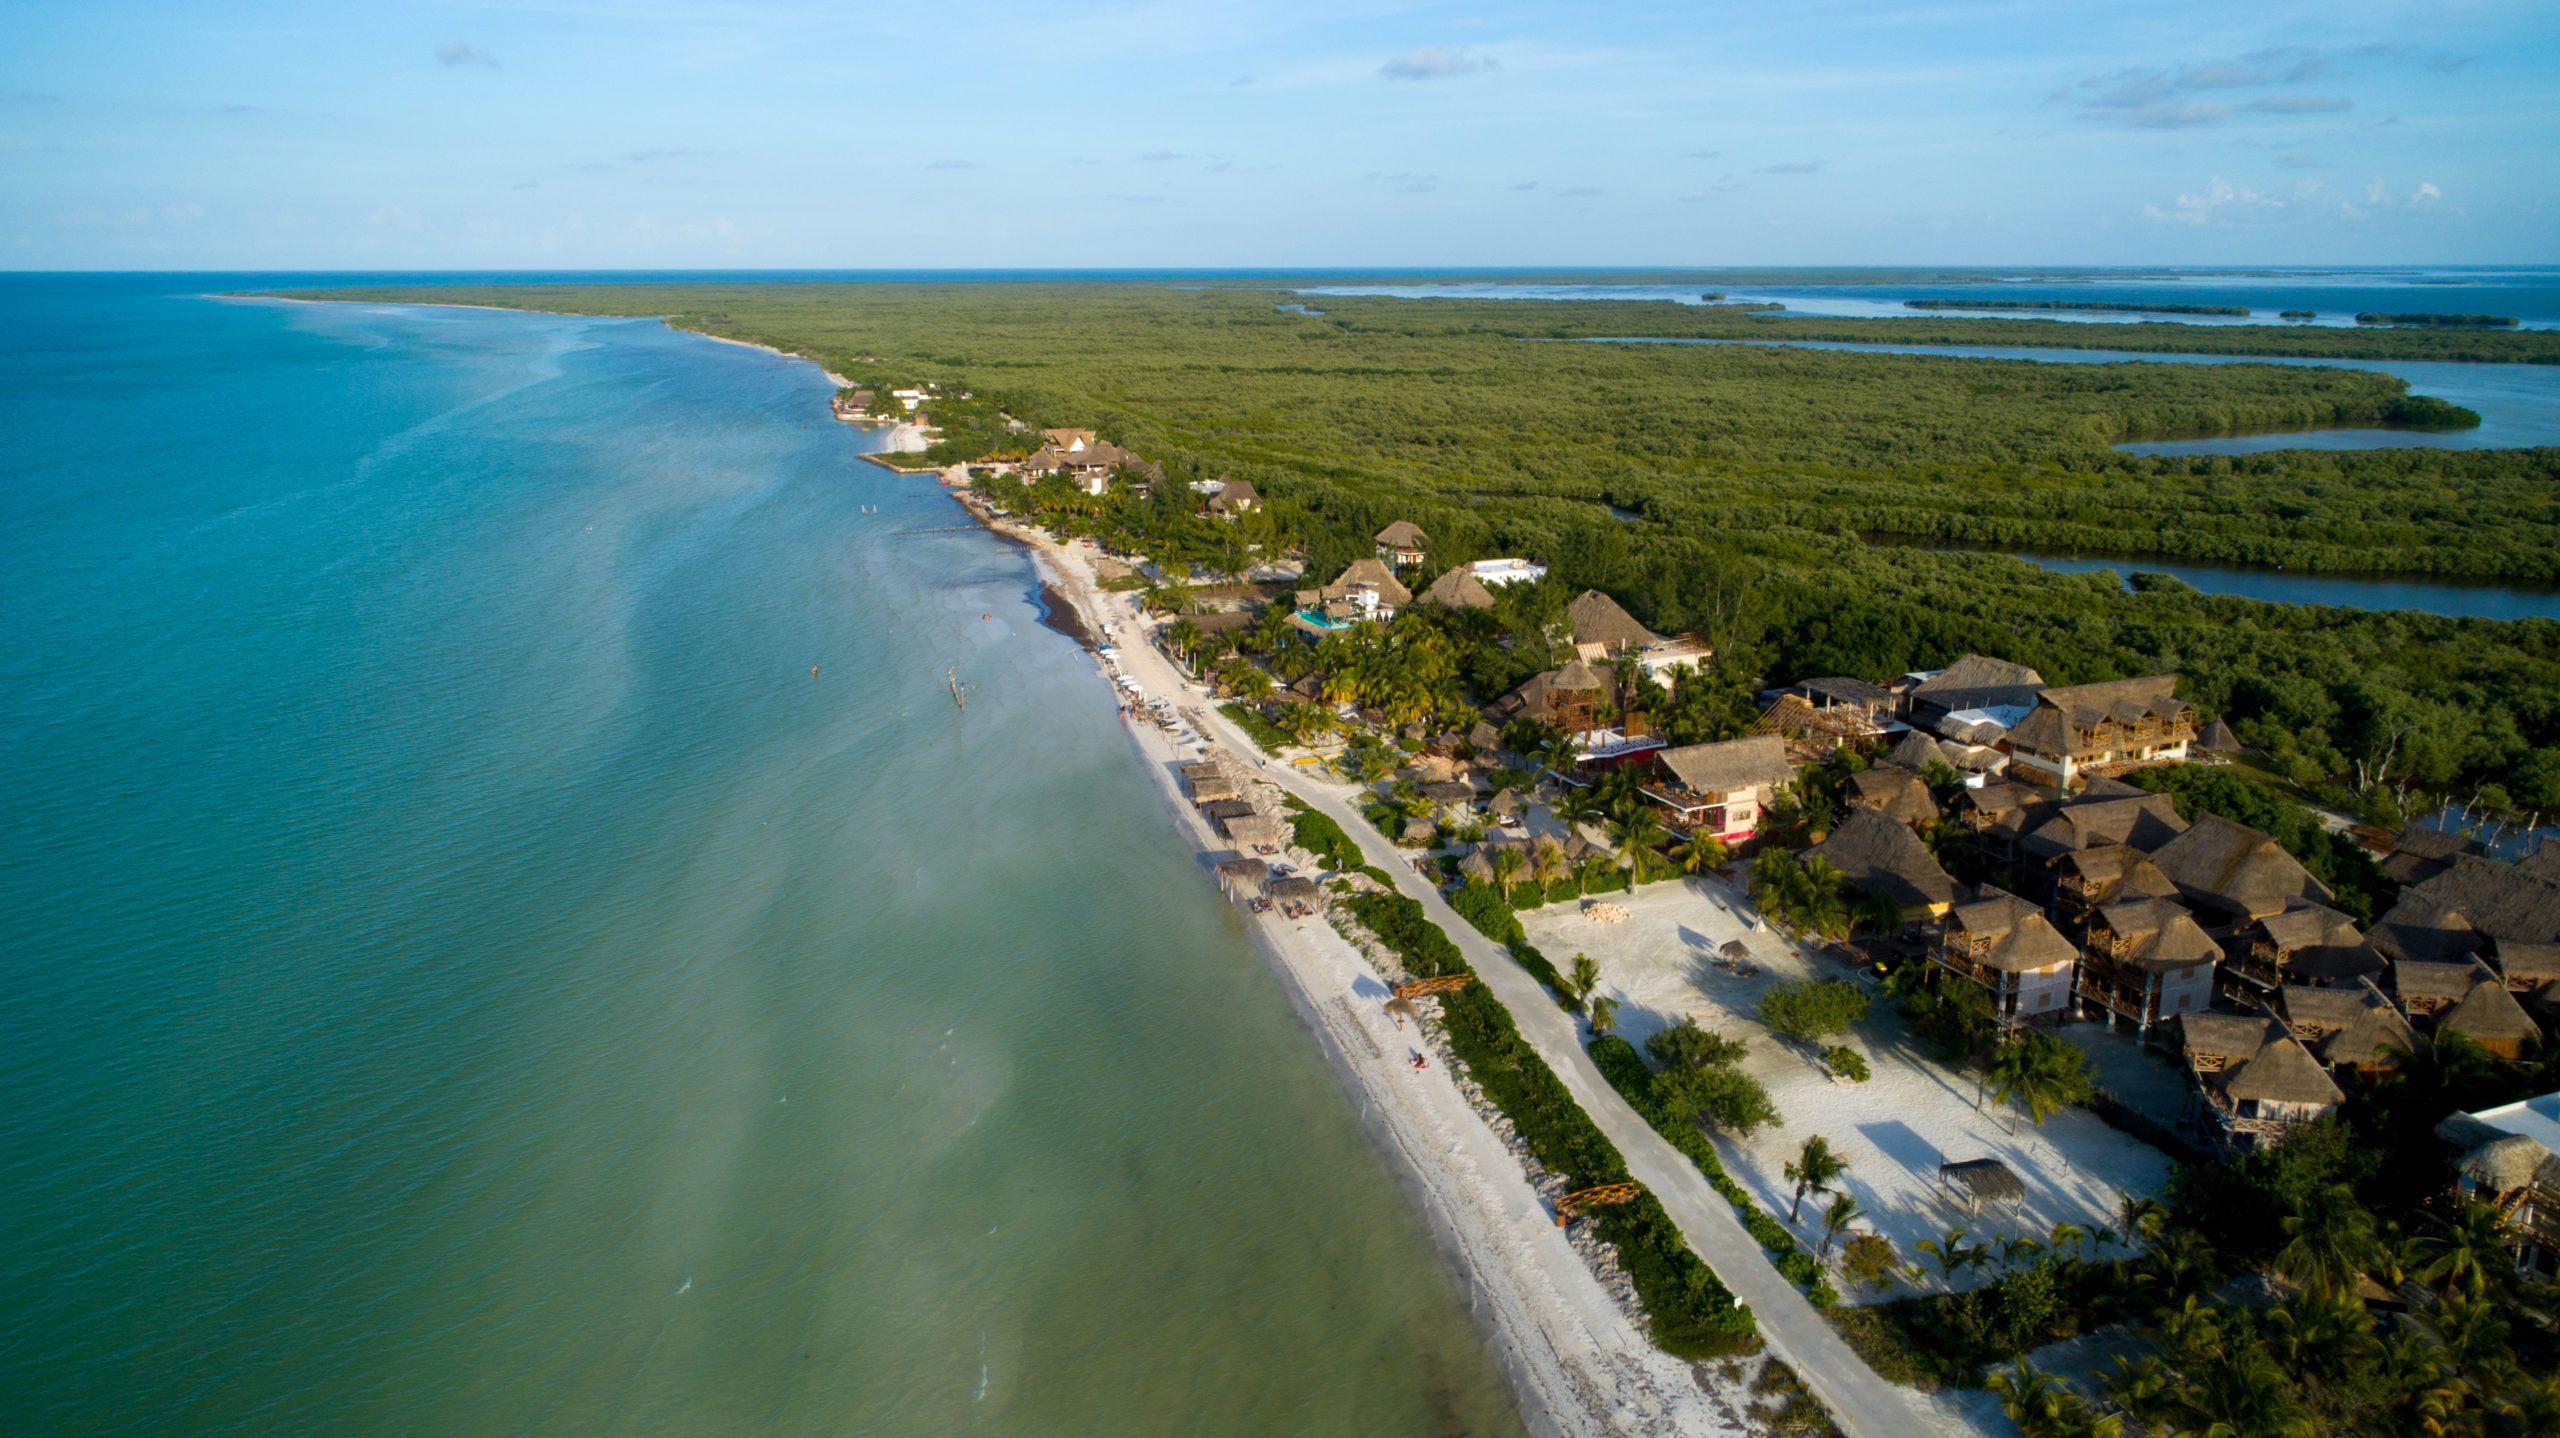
0;278;1522;1437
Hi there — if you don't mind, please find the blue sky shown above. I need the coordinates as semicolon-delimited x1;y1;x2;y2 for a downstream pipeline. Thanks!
3;0;2551;268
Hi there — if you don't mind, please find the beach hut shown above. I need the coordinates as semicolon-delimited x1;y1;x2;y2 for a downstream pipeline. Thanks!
1188;775;1238;804
1215;858;1269;901
1938;1159;2025;1214
1225;815;1287;852
1488;788;1525;826
1267;874;1322;918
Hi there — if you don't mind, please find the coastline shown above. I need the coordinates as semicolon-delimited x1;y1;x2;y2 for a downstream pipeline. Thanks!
972;494;1755;1437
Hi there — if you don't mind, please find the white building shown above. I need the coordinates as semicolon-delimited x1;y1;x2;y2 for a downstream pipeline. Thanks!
1469;558;1547;587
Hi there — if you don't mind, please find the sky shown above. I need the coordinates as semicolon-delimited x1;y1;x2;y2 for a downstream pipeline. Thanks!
3;0;2553;269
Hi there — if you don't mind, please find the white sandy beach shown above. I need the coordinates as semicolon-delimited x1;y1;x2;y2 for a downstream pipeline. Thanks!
999;522;1761;1437
1517;881;2174;1293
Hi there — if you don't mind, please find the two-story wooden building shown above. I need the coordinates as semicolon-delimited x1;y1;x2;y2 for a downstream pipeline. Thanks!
1639;734;1796;845
2000;675;2197;791
2079;896;2222;1031
1933;890;2081;1025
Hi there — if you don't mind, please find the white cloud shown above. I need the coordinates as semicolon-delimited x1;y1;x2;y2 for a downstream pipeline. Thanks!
437;41;497;68
2245;93;2351;114
1379;46;1499;81
2143;175;2283;226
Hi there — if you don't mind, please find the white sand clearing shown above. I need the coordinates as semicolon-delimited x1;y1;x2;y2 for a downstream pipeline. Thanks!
1520;879;2174;1299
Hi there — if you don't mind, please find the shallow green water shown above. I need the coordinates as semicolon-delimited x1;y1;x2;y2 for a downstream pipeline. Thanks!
0;277;1524;1437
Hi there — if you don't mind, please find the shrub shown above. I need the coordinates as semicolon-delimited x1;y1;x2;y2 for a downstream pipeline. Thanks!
1839;1233;1899;1293
1779;1252;1822;1286
1806;1281;1840;1309
1760;980;1871;1043
1668;1065;1783;1137
1219;702;1290;754
1509;941;1570;1001
1821;1045;1872;1083
1288;809;1364;871
1449;880;1527;945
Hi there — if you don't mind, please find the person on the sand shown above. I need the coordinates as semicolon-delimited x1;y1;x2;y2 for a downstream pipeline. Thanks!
1410;1051;1429;1071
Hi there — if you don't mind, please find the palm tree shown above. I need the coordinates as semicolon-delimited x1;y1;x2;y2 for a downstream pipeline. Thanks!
1552;784;1605;836
1490;845;1528;904
1609;807;1670;881
1851;891;1904;951
2175;1345;2316;1438
1668;831;1728;876
2118;1192;2168;1247
2415;1197;2514;1299
1984;1031;2097;1133
1531;834;1571;894
1565;952;1601;1008
1586;994;1619;1038
2101;1356;2179;1437
1985;1359;2124;1438
1916;1228;1986;1288
2276;1183;2380;1300
1226;663;1276;703
1818;1192;1863;1262
2049;1220;2089;1259
1784;1134;1849;1222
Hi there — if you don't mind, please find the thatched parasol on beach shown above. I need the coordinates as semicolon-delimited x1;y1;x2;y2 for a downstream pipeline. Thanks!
1719;940;1753;961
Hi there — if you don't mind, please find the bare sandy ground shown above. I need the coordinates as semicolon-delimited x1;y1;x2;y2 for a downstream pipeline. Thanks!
1517;880;2173;1297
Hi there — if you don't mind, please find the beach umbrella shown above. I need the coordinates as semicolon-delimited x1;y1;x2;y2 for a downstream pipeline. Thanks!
1720;940;1752;961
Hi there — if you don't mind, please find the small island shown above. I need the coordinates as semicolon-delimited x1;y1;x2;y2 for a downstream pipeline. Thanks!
2355;311;2521;327
1904;299;2251;316
2279;309;2316;320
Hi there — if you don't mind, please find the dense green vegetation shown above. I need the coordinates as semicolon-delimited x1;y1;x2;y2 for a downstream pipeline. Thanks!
1342;891;1757;1354
2356;312;2521;328
282;282;2560;812
1905;300;2251;316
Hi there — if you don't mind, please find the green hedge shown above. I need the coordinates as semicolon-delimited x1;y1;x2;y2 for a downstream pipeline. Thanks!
1218;703;1290;754
1344;892;1755;1355
1591;1035;1835;1297
1287;809;1364;871
1508;941;1571;1003
1449;880;1527;945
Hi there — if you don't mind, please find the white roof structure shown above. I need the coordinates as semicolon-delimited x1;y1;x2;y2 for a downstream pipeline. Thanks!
1470;558;1548;586
2465;1092;2560;1153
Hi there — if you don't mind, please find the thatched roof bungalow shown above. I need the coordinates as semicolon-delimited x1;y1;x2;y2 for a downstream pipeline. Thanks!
1846;765;1939;828
1807;807;1960;916
2081;896;2221;1031
2150;812;2332;923
1935;890;2080;1023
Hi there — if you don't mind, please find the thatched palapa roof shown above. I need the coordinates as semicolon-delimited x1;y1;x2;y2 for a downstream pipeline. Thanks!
1656;734;1795;797
2438;974;2544;1049
1418;565;1498;610
1909;654;2047;715
2093;897;2222;970
2405;855;2560;946
1806;807;1959;913
1946;892;2080;972
2370;892;2486;966
2151;812;2331;920
1567;589;1661;653
1374;520;1428;548
2003;676;2189;760
2055;845;2180;905
1881;728;1951;771
2017;794;2188;861
2251;904;2386;984
1848;765;1940;826
1939;1159;2025;1207
2221;1031;2347;1107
